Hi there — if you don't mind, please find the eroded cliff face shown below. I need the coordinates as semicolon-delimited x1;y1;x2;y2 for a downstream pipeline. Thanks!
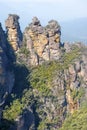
0;23;14;121
64;43;87;114
1;15;87;130
5;14;22;51
11;17;87;130
23;17;61;66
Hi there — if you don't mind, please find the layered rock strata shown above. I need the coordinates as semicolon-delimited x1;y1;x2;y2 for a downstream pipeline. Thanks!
23;17;61;66
0;15;87;130
5;14;22;51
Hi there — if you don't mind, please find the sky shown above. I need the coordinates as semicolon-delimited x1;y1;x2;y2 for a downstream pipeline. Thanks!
0;0;87;30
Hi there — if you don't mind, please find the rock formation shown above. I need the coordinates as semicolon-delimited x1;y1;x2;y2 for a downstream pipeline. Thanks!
5;14;22;51
0;15;87;130
23;17;61;66
0;23;14;121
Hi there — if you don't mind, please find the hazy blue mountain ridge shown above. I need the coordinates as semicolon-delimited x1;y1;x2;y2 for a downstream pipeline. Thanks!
61;17;87;44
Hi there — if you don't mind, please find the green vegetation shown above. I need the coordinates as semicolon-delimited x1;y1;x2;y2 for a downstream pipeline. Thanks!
38;116;60;130
62;46;81;69
19;46;30;57
3;63;32;121
60;105;87;130
70;88;85;101
29;61;57;96
2;45;81;129
3;89;34;121
29;46;80;96
38;120;48;130
3;99;23;121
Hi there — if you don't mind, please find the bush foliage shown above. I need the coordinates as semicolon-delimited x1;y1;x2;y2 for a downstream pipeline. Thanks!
60;105;87;130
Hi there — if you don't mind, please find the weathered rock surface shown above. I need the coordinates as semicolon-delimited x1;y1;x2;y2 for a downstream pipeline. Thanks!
0;15;87;130
0;23;14;121
16;17;87;129
0;23;8;51
23;17;61;66
64;45;87;114
5;14;22;51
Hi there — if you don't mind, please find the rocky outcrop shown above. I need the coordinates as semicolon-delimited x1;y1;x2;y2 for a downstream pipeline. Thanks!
0;23;7;51
5;14;22;51
1;15;87;130
16;17;87;129
23;17;61;66
64;45;87;114
0;23;14;121
37;72;66;130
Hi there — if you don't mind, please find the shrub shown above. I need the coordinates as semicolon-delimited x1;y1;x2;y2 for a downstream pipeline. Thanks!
29;47;81;96
3;99;24;121
59;104;87;130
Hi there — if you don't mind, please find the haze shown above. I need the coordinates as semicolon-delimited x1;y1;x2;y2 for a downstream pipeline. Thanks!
0;0;87;43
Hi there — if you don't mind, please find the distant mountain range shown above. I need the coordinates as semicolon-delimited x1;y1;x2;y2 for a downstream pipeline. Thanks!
60;17;87;44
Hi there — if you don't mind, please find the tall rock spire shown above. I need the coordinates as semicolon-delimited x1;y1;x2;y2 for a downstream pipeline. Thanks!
5;14;22;51
24;17;61;66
